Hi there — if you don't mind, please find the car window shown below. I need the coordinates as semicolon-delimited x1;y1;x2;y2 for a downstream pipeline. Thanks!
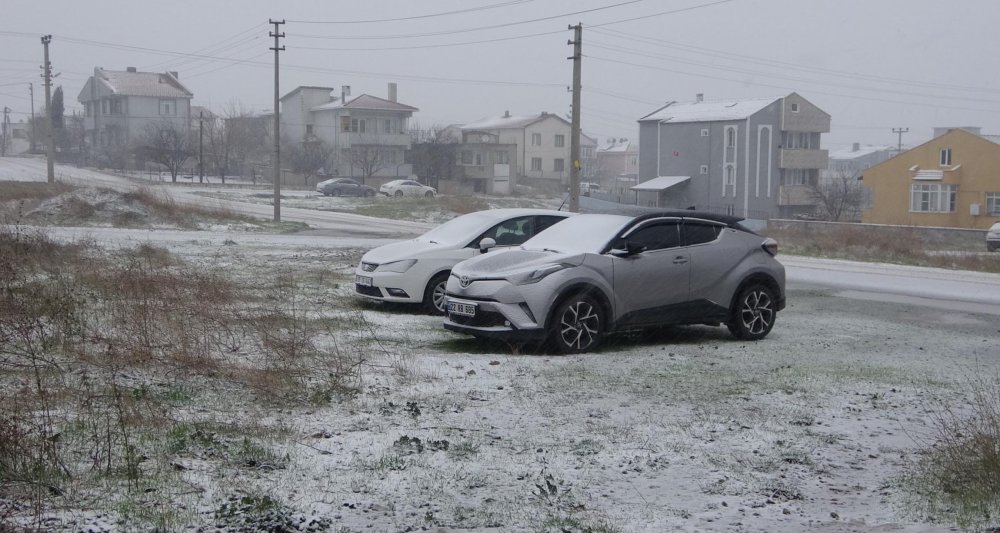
682;222;723;246
533;215;565;236
624;221;680;251
480;216;535;246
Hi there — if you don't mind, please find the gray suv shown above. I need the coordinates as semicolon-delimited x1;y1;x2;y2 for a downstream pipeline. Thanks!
444;211;785;353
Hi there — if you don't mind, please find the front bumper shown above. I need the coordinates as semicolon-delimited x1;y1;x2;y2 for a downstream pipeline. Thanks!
442;294;547;342
353;270;423;304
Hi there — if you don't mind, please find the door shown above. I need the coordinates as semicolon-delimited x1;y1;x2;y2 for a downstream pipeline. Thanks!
610;219;690;326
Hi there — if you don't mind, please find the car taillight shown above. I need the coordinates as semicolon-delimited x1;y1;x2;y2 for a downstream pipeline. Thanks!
761;238;778;256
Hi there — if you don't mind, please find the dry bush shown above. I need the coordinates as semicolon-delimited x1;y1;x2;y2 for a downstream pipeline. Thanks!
903;373;1000;530
0;183;76;203
0;223;362;527
439;195;492;215
766;225;1000;273
122;187;250;227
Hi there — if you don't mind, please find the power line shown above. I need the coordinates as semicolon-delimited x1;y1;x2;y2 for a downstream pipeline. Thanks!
292;0;650;40
289;1;537;24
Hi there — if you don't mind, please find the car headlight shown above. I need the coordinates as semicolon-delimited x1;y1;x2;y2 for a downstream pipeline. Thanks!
376;259;417;273
509;263;569;285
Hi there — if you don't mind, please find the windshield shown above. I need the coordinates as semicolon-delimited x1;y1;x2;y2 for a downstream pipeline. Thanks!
520;214;632;254
417;211;506;245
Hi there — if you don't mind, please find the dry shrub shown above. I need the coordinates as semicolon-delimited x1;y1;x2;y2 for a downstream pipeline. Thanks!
123;187;249;227
0;182;75;203
903;373;1000;530
439;195;491;215
766;224;1000;273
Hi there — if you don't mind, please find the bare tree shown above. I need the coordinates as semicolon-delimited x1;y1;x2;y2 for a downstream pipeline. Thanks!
284;137;333;184
222;103;271;184
348;134;399;184
809;171;864;221
408;125;458;189
135;122;191;182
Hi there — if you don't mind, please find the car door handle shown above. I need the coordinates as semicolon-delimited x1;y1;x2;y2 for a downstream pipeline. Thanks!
672;256;688;264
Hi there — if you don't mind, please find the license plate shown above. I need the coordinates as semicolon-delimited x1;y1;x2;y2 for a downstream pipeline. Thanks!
448;301;477;317
355;275;373;287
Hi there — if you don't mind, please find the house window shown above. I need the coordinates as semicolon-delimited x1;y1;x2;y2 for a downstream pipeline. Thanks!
986;192;1000;215
341;117;351;132
701;129;709;137
531;157;542;171
724;126;737;163
724;165;735;196
554;158;565;172
461;151;473;165
305;124;314;135
384;119;392;134
784;169;808;185
554;134;565;147
940;148;952;166
791;103;800;112
910;184;957;213
475;153;483;166
102;100;109;115
531;133;542;146
159;99;175;116
700;165;708;175
494;151;509;164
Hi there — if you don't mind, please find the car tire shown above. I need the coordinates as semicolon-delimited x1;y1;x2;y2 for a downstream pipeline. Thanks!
548;294;604;354
394;190;404;197
423;272;450;315
727;283;777;341
425;191;434;198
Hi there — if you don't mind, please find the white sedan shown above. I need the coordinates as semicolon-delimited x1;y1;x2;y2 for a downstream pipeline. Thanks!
380;179;437;197
355;208;572;313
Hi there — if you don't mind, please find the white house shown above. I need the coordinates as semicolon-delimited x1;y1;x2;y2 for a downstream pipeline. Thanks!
279;83;418;184
77;67;193;148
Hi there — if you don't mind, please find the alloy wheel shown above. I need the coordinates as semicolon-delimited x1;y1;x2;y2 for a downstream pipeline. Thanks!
738;289;773;335
558;300;601;351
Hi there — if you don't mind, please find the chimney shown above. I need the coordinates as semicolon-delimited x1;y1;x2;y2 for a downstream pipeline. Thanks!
388;82;397;103
504;110;510;118
852;142;860;152
696;93;704;102
169;71;179;79
126;66;137;73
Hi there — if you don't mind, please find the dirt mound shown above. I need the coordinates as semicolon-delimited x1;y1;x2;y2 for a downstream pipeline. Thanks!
14;188;155;227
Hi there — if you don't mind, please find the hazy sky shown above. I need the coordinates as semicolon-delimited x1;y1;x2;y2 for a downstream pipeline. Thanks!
3;0;998;150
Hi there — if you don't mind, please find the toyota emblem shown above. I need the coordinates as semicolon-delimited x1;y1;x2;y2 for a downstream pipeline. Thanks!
459;275;471;288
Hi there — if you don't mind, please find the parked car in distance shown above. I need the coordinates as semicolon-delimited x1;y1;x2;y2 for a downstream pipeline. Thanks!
444;211;786;353
380;179;436;198
355;208;572;313
988;221;1000;252
316;177;376;197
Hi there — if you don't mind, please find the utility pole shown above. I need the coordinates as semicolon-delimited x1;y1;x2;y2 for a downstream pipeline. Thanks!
270;19;285;222
199;110;204;183
892;127;909;153
1;107;9;157
567;23;582;213
28;83;35;152
41;35;54;183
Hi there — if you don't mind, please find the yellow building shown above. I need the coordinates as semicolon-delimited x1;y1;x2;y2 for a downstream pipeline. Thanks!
861;128;1000;229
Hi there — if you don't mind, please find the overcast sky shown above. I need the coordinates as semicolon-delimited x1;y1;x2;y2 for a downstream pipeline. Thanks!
3;0;998;150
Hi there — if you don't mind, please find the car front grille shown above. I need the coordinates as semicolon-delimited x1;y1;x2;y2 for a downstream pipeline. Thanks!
360;262;378;273
448;308;508;328
355;284;383;297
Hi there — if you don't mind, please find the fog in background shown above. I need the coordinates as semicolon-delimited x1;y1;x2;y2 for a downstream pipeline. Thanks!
3;0;997;149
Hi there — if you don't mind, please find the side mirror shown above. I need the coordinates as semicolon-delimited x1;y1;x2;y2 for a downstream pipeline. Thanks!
478;237;497;253
610;240;645;257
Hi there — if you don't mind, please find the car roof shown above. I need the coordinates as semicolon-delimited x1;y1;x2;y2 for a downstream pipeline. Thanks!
460;208;572;221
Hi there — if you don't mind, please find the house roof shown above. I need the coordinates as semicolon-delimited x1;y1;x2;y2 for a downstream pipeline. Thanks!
632;176;691;191
95;68;193;98
279;86;335;102
599;140;636;153
639;96;781;123
310;93;418;112
462;112;568;131
828;145;895;160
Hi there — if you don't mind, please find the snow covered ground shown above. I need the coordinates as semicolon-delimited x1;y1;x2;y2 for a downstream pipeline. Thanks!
3;157;999;531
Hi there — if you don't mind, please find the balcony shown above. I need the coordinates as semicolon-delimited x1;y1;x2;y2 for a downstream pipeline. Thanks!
341;132;412;148
778;184;816;206
780;148;828;169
